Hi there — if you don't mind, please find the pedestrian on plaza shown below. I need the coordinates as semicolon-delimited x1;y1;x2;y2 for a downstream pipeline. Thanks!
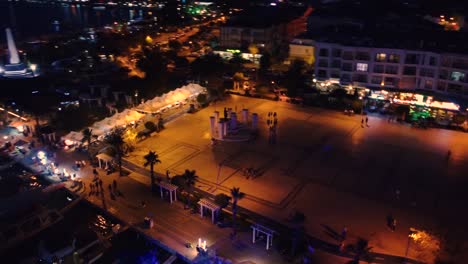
339;241;345;253
365;117;369;125
113;180;117;190
341;226;348;241
361;118;364;127
446;150;451;162
273;112;277;117
141;201;146;208
166;170;171;181
386;214;393;230
99;179;103;188
108;184;112;193
391;218;397;231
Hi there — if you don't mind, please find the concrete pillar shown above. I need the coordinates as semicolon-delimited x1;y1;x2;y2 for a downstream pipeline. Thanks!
242;109;248;123
222;121;228;136
266;235;270;250
217;121;224;140
230;112;237;130
252;228;256;243
214;111;219;124
252;113;258;130
209;116;216;137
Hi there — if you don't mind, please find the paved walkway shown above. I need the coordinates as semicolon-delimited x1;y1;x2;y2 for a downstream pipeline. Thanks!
59;154;288;263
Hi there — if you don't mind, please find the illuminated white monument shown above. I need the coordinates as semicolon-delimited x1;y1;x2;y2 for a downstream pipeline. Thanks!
0;28;38;78
6;28;20;64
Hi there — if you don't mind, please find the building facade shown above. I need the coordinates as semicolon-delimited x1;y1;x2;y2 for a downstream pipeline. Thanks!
290;38;468;99
220;7;311;54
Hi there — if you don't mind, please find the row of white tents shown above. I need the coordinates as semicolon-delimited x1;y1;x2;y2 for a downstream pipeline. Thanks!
62;83;206;145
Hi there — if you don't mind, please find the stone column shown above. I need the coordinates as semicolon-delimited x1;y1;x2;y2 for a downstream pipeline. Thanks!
214;111;219;124
242;109;249;123
230;112;237;130
218;121;224;140
222;121;228;136
209;116;216;137
252;113;258;130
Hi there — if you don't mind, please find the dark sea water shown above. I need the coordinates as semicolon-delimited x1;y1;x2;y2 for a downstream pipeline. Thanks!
0;2;151;41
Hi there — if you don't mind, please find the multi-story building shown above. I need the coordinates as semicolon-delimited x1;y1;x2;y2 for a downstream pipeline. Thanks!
289;28;468;98
290;1;468;100
300;40;468;99
220;6;312;54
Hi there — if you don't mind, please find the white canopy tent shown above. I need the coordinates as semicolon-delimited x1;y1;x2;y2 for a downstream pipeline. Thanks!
62;84;206;141
61;131;83;146
136;83;205;114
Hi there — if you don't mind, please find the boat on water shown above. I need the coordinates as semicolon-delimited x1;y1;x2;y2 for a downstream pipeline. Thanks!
93;5;106;10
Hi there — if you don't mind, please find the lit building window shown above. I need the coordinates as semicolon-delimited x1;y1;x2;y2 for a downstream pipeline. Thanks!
375;53;386;62
356;63;368;72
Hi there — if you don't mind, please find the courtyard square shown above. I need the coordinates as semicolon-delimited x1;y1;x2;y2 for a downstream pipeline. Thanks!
125;94;468;262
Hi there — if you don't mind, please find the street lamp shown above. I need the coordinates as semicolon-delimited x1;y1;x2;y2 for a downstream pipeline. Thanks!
134;90;139;106
405;229;417;258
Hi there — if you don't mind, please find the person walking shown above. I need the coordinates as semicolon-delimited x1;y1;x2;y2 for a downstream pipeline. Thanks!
112;180;117;190
341;226;348;241
361;118;364;128
365;117;369;125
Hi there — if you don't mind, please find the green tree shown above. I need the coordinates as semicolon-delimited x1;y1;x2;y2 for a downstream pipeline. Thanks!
395;105;410;121
452;114;466;125
232;72;245;90
81;128;94;148
351;100;363;113
214;193;231;209
144;121;157;132
105;130;125;176
143;151;162;192
259;52;271;72
345;238;373;264
136;48;168;81
285;60;306;97
196;93;207;105
290;210;306;257
168;40;182;52
182;169;199;208
230;187;245;237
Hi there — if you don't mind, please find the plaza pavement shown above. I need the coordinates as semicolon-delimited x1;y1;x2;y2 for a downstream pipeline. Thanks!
57;156;289;264
125;94;468;263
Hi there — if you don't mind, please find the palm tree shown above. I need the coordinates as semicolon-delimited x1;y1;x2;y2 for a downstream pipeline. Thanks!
290;210;306;257
81;128;94;147
182;169;198;208
143;151;161;192
230;187;245;237
104;130;125;176
346;238;373;264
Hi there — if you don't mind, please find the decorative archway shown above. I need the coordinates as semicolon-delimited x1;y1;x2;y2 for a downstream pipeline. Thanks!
251;223;276;250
